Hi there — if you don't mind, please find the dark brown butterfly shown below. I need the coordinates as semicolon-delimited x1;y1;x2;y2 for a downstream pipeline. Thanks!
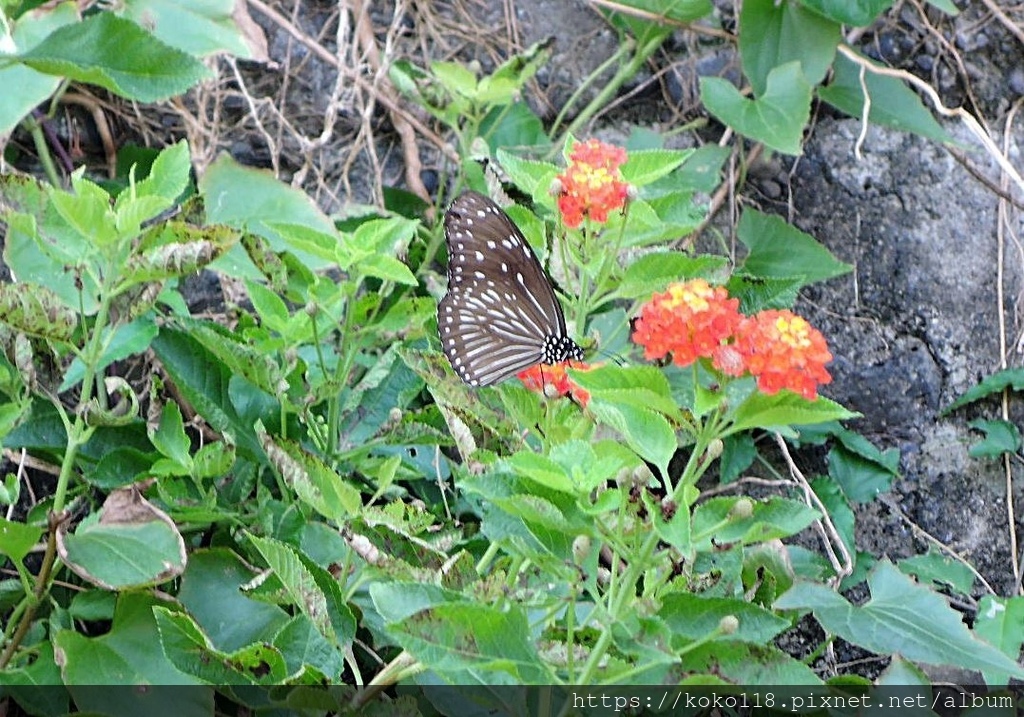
437;191;583;386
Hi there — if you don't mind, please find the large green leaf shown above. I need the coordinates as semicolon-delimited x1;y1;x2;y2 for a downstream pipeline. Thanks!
200;154;337;276
974;595;1024;686
701;62;813;156
737;208;851;285
18;13;211;102
799;0;894;26
0;1;78;134
776;561;1024;679
58;488;186;590
739;0;840;96
177;549;290;652
151;326;265;460
818;51;954;145
54;592;206;687
119;0;260;58
389;602;554;683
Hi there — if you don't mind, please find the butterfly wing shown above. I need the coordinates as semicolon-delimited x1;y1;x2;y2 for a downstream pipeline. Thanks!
438;191;572;387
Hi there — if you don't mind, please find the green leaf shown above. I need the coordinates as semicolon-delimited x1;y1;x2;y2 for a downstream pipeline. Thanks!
727;392;858;435
495;148;559;198
799;0;895;27
388;602;554;683
430;60;479;99
61;318;159;392
944;367;1024;414
974;595;1024;687
54;592;206;686
119;0;260;59
153;607;289;684
0;1;78;135
200;154;337;275
620;148;692;186
151;327;264;460
740;0;841;95
967;419;1022;459
177;549;290;652
150;400;192;467
899;550;975;595
680;641;822;684
700;62;813;156
256;424;362;521
726;274;803;313
18;13;212;102
776;560;1024;679
738;208;852;285
828;444;895;504
359;253;417;285
693;496;820;547
248;534;354;648
818;50;954;145
58;488;187;590
116;139;191;215
587;400;676;480
617;253;729;301
659;593;790;645
0;516;43;562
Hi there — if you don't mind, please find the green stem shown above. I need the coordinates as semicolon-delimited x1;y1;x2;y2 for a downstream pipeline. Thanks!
576;430;712;684
549;39;635;141
558;31;667;145
24;114;62;188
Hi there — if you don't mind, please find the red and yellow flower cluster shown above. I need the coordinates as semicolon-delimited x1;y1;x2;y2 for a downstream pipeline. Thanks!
517;361;591;407
632;280;833;399
554;139;630;229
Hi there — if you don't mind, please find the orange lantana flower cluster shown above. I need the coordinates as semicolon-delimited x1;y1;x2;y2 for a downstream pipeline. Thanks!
517;361;591;407
632;280;743;373
554;139;630;229
632;280;833;399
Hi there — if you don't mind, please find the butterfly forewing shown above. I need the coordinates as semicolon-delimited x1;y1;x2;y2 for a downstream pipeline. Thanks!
438;191;582;387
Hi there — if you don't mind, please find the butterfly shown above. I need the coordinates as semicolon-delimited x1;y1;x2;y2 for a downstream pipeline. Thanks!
437;191;583;387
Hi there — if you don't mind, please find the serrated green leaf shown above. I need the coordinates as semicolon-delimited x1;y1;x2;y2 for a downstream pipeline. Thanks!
967;419;1022;459
701;62;813;156
0;517;42;562
899;550;975;595
256;424;362;521
617;253;729;301
828;444;894;504
18;13;212;102
55;593;206;687
620;148;692;186
389;602;553;683
727;392;857;435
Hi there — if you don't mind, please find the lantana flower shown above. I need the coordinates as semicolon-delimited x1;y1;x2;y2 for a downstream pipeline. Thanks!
733;310;833;399
631;280;743;371
554;139;630;229
517;360;591;407
632;281;833;399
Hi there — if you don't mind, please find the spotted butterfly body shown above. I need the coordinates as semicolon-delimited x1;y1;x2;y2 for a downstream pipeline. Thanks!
438;191;583;387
